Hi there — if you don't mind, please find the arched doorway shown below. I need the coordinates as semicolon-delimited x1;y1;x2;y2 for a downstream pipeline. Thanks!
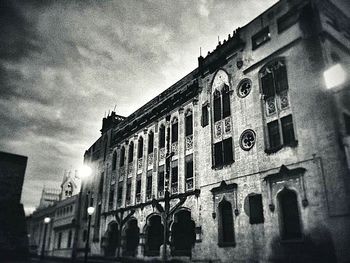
171;210;195;256
123;219;140;256
104;222;119;257
145;215;164;256
278;188;302;240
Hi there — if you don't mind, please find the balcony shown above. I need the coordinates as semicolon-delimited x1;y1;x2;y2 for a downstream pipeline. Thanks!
171;142;178;155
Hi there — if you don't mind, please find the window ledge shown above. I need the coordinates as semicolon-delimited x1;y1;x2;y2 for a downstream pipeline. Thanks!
265;140;298;154
218;241;236;247
212;160;235;170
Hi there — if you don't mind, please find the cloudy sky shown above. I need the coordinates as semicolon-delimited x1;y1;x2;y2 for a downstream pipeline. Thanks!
3;0;324;214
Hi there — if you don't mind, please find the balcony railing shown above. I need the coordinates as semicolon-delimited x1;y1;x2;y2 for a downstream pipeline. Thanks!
159;148;166;163
128;162;133;175
137;158;143;171
171;142;178;155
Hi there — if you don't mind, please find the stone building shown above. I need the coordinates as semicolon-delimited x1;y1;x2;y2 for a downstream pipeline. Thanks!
0;151;28;260
27;170;80;258
79;0;350;262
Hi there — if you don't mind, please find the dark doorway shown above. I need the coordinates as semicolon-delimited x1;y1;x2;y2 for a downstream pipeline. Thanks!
171;210;195;257
278;188;302;240
123;219;140;256
145;215;164;256
104;222;119;257
218;199;235;246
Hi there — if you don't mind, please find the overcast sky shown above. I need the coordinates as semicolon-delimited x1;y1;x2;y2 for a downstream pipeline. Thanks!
5;0;348;214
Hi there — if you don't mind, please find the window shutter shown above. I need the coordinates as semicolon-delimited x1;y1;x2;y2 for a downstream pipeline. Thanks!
222;85;231;118
185;114;193;136
281;115;295;145
275;64;288;94
213;92;222;122
171;122;178;143
201;105;209;127
185;155;193;179
267;120;281;149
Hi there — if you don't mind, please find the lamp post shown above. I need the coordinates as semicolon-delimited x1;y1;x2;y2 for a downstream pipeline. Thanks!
84;206;95;263
40;217;51;260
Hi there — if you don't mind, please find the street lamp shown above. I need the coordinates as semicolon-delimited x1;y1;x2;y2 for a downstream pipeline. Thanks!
80;165;92;179
84;206;95;263
40;217;51;260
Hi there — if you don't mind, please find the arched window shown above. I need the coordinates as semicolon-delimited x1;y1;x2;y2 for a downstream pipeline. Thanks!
218;199;235;246
137;137;144;159
185;110;193;136
213;90;221;122
123;219;140;256
278;188;302;240
128;141;134;163
260;59;296;152
148;131;154;154
171;118;178;143
211;70;233;168
112;151;117;170
120;146;125;167
159;124;166;148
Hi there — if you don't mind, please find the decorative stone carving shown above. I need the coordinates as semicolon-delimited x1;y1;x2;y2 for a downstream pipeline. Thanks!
137;158;143;171
237;78;252;98
279;90;289;109
266;97;276;115
171;142;178;155
128;162;133;174
240;129;256;151
215;121;222;138
224;117;231;134
147;153;154;167
185;135;193;151
159;147;166;162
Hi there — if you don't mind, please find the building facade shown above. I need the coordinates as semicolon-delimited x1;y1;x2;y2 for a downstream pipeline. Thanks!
27;171;80;258
0;151;28;260
79;0;350;262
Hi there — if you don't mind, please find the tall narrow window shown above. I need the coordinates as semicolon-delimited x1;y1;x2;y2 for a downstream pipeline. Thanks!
67;230;72;248
109;187;114;210
202;104;209;127
278;188;302;240
213;90;221;122
112;151;117;170
148;132;154;154
260;59;296;152
211;69;234;169
222;85;231;118
138;137;144;158
185;155;193;191
146;171;152;200
94;203;101;239
126;179;132;205
117;183;123;207
171;161;178;194
57;232;62;249
218;199;235;246
128;141;134;163
159;125;166;148
248;194;264;224
185;111;193;136
135;177;141;203
344;113;350;135
120;146;125;167
158;166;165;197
171;119;178;143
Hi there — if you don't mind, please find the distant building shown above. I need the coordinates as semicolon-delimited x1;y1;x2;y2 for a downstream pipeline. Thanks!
26;170;80;258
78;0;350;262
0;151;28;260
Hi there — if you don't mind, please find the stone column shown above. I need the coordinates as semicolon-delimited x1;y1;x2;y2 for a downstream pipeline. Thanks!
178;107;185;193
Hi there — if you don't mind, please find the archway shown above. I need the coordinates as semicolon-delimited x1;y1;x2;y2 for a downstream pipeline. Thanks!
104;221;119;257
171;210;195;256
145;215;164;256
123;219;140;256
278;188;302;240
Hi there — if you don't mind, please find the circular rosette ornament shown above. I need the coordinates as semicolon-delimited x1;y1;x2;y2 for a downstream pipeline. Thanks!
237;78;252;98
240;129;256;151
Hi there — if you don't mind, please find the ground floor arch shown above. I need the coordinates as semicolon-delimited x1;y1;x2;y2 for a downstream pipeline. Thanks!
171;209;195;256
122;218;140;256
103;221;119;257
145;214;164;256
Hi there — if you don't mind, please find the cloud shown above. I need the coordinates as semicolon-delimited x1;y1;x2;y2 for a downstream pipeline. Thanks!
0;0;278;212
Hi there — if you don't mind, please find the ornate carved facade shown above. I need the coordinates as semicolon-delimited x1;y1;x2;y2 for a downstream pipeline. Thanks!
78;1;350;262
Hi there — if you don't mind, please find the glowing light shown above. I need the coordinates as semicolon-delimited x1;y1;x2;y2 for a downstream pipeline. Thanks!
80;165;92;178
324;63;347;89
87;207;95;215
44;217;51;224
